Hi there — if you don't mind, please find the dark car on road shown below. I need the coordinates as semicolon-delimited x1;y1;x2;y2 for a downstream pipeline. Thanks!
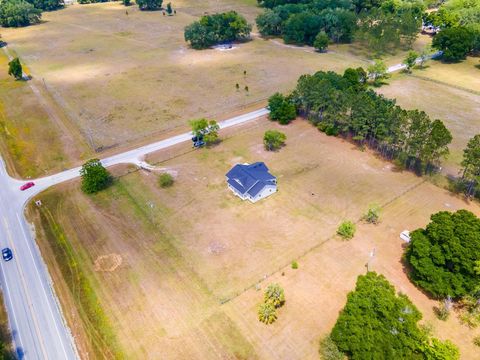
2;248;13;261
20;182;35;191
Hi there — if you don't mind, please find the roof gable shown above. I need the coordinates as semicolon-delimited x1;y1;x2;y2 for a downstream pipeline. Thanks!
226;162;276;196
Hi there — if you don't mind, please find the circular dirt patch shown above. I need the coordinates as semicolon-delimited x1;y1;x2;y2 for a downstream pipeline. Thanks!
94;254;122;272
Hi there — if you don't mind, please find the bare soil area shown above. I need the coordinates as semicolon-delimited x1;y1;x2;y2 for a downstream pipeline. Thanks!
29;118;480;359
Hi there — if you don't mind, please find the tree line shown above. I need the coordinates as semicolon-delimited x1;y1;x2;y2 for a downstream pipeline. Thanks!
255;0;423;53
270;69;452;174
0;0;173;27
184;11;252;49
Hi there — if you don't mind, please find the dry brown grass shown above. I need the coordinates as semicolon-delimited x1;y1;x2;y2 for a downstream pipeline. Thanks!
0;1;364;153
0;52;76;177
413;56;480;93
29;118;480;359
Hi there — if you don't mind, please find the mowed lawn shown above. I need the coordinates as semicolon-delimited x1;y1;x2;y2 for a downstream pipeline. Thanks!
378;73;480;176
28;118;480;359
1;1;364;152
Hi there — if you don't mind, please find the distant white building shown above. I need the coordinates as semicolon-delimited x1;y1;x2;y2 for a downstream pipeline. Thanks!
226;162;277;203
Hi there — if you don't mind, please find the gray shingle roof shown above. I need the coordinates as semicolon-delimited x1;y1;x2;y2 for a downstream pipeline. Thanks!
226;162;276;197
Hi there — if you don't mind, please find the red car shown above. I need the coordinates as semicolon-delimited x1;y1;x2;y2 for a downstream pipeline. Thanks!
20;182;35;191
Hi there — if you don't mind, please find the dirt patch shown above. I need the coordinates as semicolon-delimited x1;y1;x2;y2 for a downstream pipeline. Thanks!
94;253;122;272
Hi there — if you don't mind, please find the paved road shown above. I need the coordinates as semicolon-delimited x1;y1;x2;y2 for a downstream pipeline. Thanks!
0;158;78;360
0;50;441;359
0;107;269;360
386;51;443;73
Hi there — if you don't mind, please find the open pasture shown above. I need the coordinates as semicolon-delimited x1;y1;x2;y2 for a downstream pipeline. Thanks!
1;1;363;153
29;117;480;358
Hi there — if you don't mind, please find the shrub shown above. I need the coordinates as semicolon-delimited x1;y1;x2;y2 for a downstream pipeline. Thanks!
0;0;41;27
405;210;480;298
434;297;452;321
363;204;380;224
184;11;251;49
457;295;480;328
263;130;286;151
267;93;296;125
264;283;285;308
319;335;344;360
314;31;329;52
8;57;22;80
27;0;63;10
80;159;112;194
403;51;418;73
136;0;162;10
473;336;480;347
420;338;460;360
324;125;339;136
291;260;298;269
337;221;356;240
158;173;174;188
432;26;475;62
258;302;277;324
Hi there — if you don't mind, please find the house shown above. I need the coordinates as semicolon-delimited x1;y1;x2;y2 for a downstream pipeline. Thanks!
226;162;277;203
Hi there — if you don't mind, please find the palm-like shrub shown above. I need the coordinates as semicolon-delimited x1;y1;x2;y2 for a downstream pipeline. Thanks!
258;302;277;324
264;283;285;308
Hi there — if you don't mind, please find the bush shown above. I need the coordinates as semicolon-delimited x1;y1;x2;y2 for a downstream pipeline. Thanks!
136;0;162;10
324;125;339;136
0;0;41;27
420;338;460;360
255;9;282;36
319;335;345;360
263;130;286;151
405;210;480;298
267;93;296;125
158;173;174;188
473;336;480;347
258;302;277;324
432;26;475;62
184;11;251;49
314;31;329;52
337;221;356;240
264;283;285;308
363;204;380;224
8;58;22;80
80;159;112;194
434;297;452;321
26;0;63;10
457;295;480;328
291;260;298;269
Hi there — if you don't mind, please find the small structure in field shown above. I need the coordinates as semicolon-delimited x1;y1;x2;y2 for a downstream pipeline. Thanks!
226;162;277;203
400;230;411;243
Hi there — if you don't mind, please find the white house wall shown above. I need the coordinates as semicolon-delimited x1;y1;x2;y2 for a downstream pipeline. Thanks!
249;185;277;203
